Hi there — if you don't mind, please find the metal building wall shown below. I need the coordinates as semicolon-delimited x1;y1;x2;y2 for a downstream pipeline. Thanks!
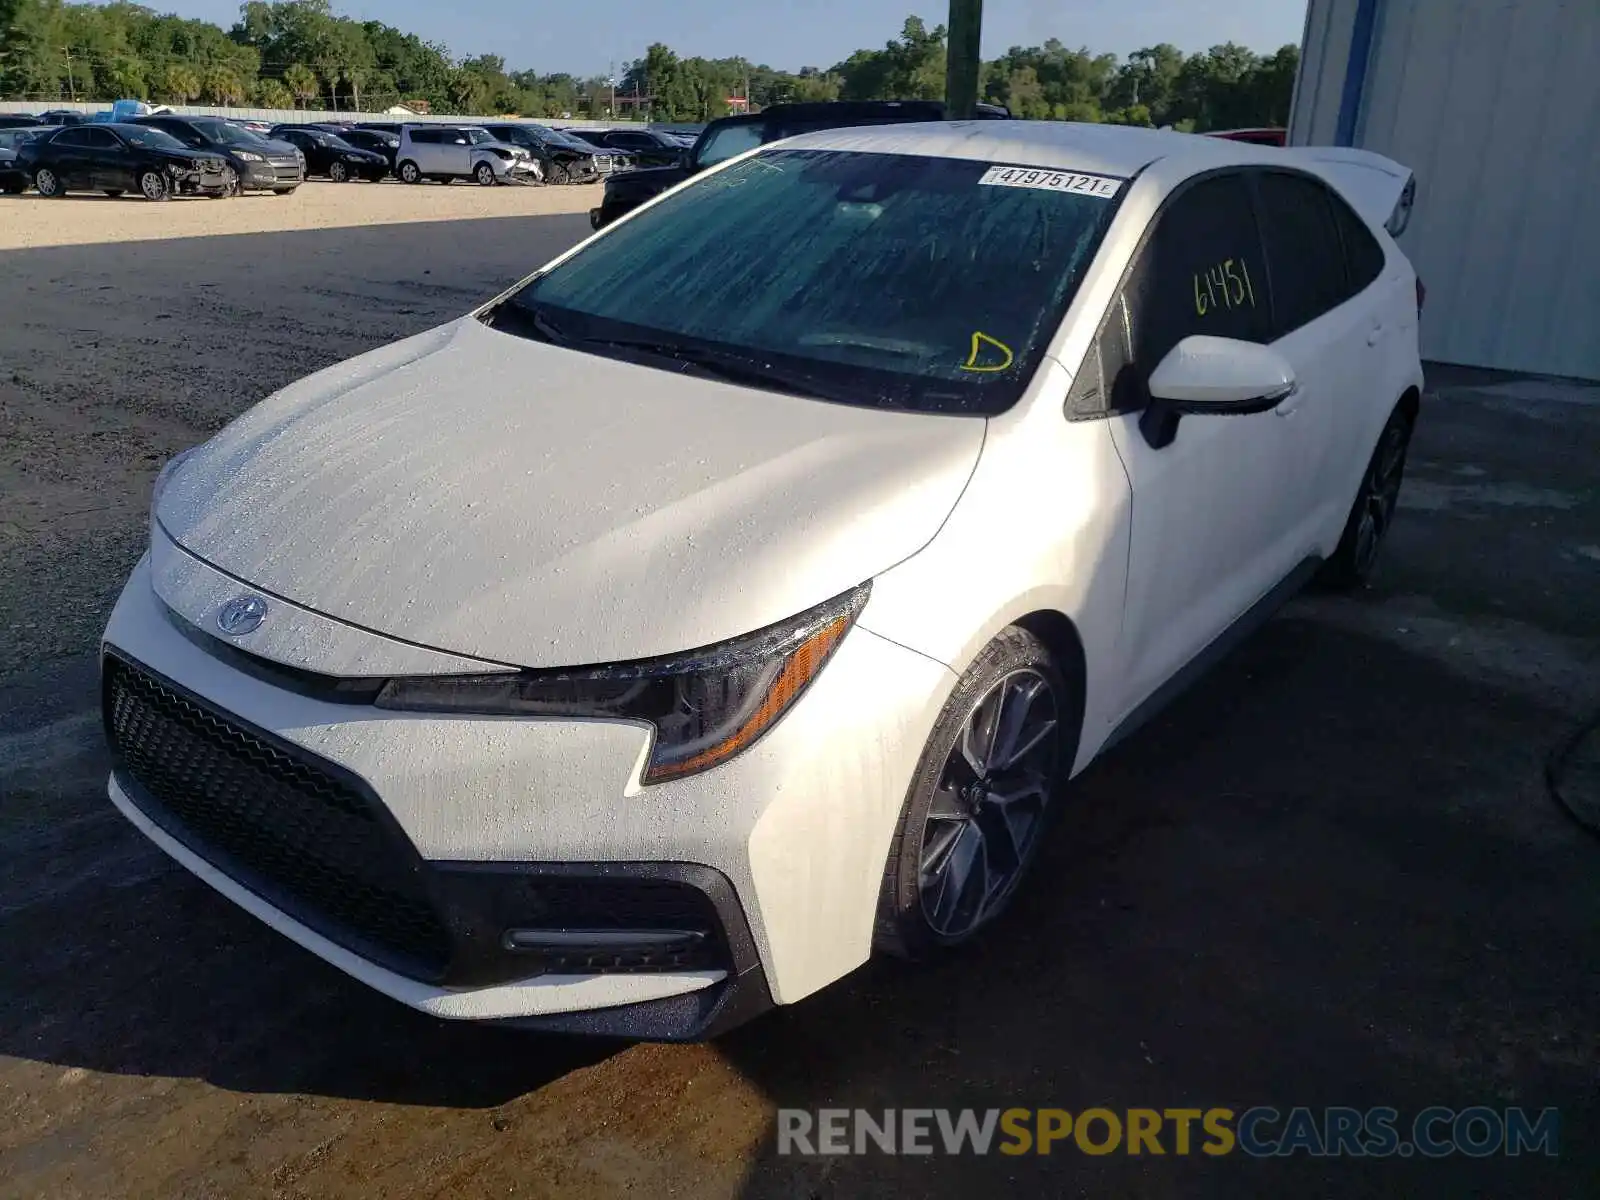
1291;0;1600;380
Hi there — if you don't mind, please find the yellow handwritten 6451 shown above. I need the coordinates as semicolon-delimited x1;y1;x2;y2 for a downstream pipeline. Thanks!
1193;258;1257;317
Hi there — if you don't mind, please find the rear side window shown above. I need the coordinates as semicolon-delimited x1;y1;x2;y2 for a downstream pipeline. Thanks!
52;128;92;147
409;129;438;144
1124;173;1272;376
1328;189;1385;294
1253;171;1351;336
83;129;118;149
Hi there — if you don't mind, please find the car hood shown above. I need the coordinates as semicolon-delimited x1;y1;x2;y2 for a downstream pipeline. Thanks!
155;317;986;669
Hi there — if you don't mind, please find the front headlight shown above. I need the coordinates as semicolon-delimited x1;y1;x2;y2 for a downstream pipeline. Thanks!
234;150;264;162
376;583;869;783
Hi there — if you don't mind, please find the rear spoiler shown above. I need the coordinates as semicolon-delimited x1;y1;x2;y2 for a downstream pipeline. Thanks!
1278;146;1417;238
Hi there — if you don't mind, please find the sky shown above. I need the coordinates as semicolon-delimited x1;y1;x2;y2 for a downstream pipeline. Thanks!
159;0;1309;75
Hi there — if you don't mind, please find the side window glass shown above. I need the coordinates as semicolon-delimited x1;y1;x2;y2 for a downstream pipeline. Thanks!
1066;294;1136;419
1125;173;1271;379
1254;171;1349;336
1328;189;1385;296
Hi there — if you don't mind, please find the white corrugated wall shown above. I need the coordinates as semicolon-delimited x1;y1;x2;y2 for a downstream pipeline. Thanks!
1292;0;1600;380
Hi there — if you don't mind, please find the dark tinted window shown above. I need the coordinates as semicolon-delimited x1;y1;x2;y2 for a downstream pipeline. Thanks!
408;128;438;144
1254;171;1350;336
1328;188;1385;293
51;128;93;147
1124;173;1271;379
82;128;119;149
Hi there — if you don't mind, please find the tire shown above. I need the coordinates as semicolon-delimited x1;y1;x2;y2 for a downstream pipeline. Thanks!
138;169;169;202
1317;403;1415;591
102;189;124;198
272;186;298;196
474;161;497;186
397;160;421;184
328;161;349;183
549;162;572;185
875;626;1074;960
33;167;63;197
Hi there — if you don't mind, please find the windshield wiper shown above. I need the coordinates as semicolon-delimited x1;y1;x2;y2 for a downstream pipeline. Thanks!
484;302;860;404
574;334;863;403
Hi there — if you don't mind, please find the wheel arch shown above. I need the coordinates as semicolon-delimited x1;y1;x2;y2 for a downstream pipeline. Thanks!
1397;383;1421;425
1007;609;1088;772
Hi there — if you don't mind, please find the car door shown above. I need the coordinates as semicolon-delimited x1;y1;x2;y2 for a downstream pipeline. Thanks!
1250;169;1386;553
1101;171;1308;722
46;128;92;187
83;128;130;190
444;128;471;176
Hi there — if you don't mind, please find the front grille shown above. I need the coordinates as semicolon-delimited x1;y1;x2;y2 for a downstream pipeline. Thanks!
103;654;451;981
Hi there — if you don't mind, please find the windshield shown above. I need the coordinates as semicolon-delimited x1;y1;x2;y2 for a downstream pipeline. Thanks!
487;149;1121;415
465;128;498;145
117;126;187;151
317;133;356;151
0;129;43;150
193;120;269;148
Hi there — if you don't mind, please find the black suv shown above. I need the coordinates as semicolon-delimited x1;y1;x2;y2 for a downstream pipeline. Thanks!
589;99;1011;229
131;115;304;194
576;127;683;168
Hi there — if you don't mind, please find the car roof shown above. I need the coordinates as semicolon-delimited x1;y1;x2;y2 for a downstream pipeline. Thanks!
778;120;1272;179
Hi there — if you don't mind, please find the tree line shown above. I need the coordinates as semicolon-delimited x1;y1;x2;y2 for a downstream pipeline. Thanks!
0;2;1297;132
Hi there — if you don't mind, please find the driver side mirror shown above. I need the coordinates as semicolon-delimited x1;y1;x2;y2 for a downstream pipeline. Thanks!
1147;335;1296;415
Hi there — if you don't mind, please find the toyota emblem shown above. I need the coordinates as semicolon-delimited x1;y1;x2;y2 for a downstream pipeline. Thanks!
216;594;267;637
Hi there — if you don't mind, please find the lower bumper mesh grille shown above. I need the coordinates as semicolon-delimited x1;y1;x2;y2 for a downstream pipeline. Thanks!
103;653;451;981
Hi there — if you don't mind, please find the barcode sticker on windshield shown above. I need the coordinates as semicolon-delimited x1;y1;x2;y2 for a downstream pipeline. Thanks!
978;166;1122;199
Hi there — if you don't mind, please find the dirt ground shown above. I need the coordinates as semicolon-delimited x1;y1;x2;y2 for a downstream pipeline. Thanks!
1;184;1597;1199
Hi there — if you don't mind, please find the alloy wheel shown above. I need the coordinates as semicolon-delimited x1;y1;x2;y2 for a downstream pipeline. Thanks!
918;668;1060;938
1353;421;1408;575
139;170;167;201
34;168;58;196
475;163;496;186
329;161;348;183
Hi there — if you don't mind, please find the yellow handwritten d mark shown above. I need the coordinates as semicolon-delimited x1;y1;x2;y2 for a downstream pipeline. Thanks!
960;330;1014;373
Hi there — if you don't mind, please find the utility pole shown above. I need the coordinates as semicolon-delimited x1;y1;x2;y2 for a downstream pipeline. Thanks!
609;60;615;119
944;0;982;118
61;47;77;102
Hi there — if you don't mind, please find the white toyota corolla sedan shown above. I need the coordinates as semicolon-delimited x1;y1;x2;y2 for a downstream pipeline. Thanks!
102;121;1423;1039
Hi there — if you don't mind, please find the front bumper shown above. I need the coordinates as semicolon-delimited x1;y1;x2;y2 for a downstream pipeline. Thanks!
101;548;955;1033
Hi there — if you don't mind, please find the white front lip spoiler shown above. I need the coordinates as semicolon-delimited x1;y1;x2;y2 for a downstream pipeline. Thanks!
108;776;725;1020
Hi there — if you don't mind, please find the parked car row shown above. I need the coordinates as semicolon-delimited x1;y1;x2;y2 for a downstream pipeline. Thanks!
0;114;645;198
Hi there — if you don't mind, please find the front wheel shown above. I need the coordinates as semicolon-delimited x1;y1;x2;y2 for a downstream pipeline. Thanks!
328;161;349;183
138;169;169;202
474;161;497;186
876;626;1073;959
33;167;63;197
397;160;421;184
1317;404;1415;591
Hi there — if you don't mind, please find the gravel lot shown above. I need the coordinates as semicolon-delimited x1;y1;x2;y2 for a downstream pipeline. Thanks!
1;183;1597;1198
